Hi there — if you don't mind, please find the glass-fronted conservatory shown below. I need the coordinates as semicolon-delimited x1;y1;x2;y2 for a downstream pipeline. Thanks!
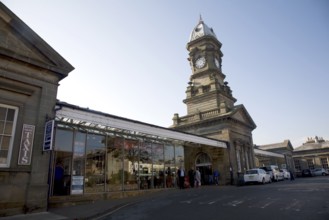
51;101;227;196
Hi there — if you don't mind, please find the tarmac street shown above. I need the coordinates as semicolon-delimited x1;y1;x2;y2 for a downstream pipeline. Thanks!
1;176;329;220
98;177;329;220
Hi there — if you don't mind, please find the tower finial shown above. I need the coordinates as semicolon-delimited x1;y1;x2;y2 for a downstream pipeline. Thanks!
199;14;203;23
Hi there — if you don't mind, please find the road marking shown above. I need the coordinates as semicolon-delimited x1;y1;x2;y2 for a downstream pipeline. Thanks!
278;188;322;192
248;197;279;209
180;200;192;204
260;200;275;209
196;195;232;205
281;199;301;212
226;200;244;207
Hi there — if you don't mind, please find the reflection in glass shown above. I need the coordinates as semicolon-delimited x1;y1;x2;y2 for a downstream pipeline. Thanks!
175;145;184;186
106;136;123;191
85;133;105;193
52;124;187;194
123;139;139;190
139;142;152;189
164;144;175;188
54;128;73;152
72;131;86;195
53;127;73;196
152;143;164;188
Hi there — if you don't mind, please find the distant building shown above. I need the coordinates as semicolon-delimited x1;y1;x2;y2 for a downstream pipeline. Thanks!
254;140;294;170
293;136;329;171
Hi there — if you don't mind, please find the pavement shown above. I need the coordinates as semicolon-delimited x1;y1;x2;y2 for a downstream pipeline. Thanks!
1;189;167;220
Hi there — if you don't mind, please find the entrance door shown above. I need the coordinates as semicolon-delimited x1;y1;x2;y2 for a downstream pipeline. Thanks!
195;153;212;185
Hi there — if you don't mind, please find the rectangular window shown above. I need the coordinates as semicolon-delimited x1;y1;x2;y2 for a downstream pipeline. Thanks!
307;159;314;170
321;158;328;169
294;159;301;171
0;104;19;168
85;133;105;193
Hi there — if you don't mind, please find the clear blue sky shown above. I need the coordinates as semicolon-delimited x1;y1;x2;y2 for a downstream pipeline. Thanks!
3;0;328;147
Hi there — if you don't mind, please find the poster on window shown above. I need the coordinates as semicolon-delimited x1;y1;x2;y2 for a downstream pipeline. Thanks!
71;176;84;195
18;124;35;165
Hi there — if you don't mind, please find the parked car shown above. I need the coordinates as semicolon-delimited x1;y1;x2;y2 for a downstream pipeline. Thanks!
280;168;291;179
259;166;273;180
260;165;283;181
295;170;302;177
244;168;271;185
312;168;329;176
301;169;315;177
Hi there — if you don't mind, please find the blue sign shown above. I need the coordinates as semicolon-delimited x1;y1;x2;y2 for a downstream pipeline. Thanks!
43;120;54;151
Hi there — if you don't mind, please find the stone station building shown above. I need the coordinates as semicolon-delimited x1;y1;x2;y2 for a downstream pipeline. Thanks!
0;2;262;217
0;2;73;216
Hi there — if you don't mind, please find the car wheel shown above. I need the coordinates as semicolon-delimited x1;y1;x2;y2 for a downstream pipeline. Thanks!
322;173;326;176
262;178;265;184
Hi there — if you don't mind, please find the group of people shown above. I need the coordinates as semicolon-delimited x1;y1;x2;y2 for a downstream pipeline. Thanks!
177;166;220;189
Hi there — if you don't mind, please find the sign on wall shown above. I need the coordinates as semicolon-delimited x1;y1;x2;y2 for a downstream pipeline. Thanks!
18;124;35;165
43;120;54;151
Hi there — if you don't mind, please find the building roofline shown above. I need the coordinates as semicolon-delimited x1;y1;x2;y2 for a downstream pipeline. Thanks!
55;100;228;148
254;149;285;158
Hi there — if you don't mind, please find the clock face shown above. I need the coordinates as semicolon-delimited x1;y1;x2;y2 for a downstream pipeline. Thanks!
195;57;206;69
215;58;220;68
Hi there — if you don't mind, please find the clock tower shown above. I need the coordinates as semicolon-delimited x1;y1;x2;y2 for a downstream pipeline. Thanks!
171;17;257;184
185;16;236;115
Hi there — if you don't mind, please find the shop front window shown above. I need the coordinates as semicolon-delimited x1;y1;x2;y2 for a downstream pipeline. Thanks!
106;136;123;191
71;131;86;195
174;145;184;186
152;143;164;188
123;139;139;190
85;133;105;193
53;127;73;196
139;141;152;189
175;145;184;168
0;104;18;168
164;144;175;188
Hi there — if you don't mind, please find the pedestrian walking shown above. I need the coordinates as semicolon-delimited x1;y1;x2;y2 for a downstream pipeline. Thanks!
207;166;213;185
177;166;185;189
195;168;201;187
213;169;220;185
290;170;295;181
188;168;195;188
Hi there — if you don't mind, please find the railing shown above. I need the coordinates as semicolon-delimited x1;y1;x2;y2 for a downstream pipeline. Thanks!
177;108;222;125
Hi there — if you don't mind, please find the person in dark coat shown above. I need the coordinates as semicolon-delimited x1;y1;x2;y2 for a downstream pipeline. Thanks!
54;160;64;195
213;169;220;185
177;167;185;189
290;170;295;181
188;168;195;188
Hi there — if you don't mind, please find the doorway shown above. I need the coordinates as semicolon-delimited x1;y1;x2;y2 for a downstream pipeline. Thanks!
195;152;213;185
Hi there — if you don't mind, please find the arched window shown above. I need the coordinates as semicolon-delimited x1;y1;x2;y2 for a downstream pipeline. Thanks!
195;153;211;166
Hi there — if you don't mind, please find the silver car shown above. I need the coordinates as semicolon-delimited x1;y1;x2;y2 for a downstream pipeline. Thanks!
312;168;329;176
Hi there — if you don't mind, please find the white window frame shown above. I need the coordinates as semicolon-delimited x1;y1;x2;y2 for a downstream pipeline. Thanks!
0;104;19;168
